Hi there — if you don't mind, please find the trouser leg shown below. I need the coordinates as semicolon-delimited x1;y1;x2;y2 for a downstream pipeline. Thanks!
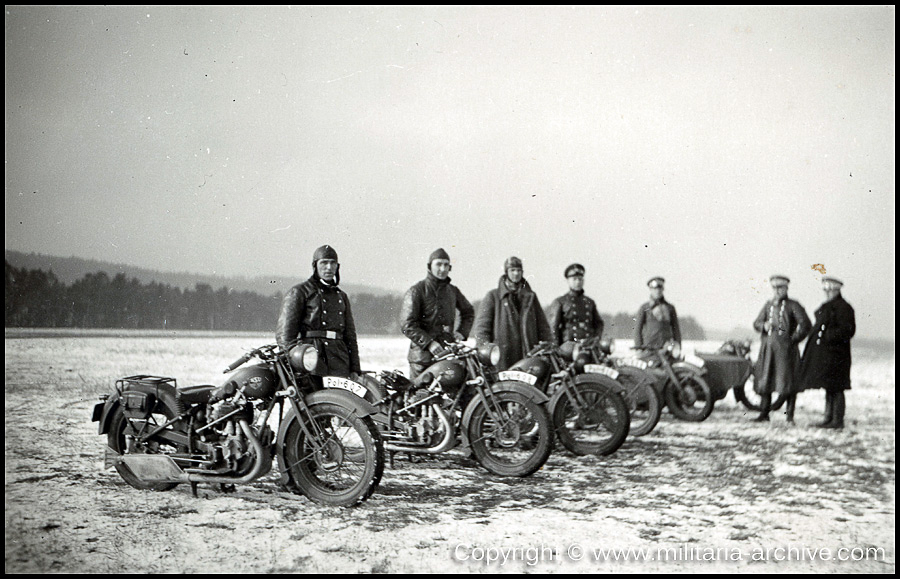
817;390;835;427
785;394;796;422
830;391;845;429
754;393;771;421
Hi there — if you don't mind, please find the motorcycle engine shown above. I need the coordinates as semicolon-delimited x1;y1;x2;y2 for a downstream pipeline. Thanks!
199;400;261;474
399;389;442;444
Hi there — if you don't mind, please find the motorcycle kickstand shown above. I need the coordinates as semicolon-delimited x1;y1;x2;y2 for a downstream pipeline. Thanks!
190;481;199;498
389;451;395;469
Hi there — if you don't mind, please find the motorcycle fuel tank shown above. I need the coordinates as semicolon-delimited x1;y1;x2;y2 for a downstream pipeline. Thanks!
223;364;278;399
422;360;466;391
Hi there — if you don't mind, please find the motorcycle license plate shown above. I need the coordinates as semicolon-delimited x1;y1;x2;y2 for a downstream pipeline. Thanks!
684;354;706;368
323;376;367;398
497;370;537;386
584;364;619;380
618;357;649;370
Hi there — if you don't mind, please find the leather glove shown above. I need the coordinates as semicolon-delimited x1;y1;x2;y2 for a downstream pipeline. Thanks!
428;341;448;356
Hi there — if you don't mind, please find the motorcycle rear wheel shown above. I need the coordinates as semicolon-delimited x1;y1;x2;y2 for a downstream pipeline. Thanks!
106;406;181;491
553;381;630;456
282;402;384;507
665;369;714;422
616;366;662;437
466;391;553;477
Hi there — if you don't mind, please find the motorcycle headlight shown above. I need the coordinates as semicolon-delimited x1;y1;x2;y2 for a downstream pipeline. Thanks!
667;341;682;359
599;338;614;355
478;343;501;367
289;344;319;373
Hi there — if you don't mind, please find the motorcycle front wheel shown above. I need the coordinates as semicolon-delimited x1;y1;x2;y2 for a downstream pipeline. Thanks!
616;366;663;437
553;380;630;456
665;369;714;422
281;402;384;507
106;406;182;491
466;391;553;477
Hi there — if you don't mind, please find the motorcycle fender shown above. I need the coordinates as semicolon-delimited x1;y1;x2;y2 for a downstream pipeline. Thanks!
548;374;627;416
673;361;707;376
94;381;181;435
276;389;383;449
460;380;550;429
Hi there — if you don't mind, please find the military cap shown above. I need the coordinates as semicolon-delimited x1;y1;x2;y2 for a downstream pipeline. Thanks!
428;248;450;266
504;256;523;272
769;275;790;287
822;276;844;289
564;263;585;278
647;277;665;288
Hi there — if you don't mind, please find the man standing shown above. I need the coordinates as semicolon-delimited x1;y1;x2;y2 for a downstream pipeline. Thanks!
547;263;605;345
400;248;475;379
275;244;360;382
799;276;856;429
634;277;681;350
752;275;811;423
474;256;553;370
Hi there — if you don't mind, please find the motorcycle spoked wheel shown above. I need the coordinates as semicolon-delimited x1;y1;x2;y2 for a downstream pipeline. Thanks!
281;402;384;507
733;373;787;412
615;366;663;437
465;391;553;477
106;406;183;491
552;381;630;456
664;369;715;422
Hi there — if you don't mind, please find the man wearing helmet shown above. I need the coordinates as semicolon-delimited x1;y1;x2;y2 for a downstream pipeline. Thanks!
474;256;553;370
276;245;361;383
400;248;475;379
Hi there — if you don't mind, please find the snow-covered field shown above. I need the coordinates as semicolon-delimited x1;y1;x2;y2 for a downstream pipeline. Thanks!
5;330;895;573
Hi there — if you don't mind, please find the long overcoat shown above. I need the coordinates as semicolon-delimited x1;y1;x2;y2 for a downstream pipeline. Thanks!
473;277;553;371
275;275;360;377
753;297;811;396
799;294;855;393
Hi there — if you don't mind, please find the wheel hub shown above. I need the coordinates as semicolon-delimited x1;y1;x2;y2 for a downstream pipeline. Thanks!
314;439;344;473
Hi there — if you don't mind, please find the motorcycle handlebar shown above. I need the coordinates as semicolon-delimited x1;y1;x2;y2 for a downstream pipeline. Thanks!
224;352;252;373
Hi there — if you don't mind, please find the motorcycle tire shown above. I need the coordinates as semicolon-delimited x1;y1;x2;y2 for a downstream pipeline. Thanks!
281;402;384;507
733;373;787;412
106;406;182;492
553;380;631;456
664;369;715;422
616;366;662;437
466;391;553;477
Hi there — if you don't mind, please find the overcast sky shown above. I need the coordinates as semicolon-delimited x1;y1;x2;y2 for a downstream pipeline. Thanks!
5;6;895;339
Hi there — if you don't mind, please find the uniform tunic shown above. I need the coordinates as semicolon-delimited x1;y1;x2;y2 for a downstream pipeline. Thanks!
548;290;604;345
634;298;681;349
799;294;855;393
752;297;811;396
275;276;360;377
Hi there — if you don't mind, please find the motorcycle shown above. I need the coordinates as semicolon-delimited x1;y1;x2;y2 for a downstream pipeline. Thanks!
697;339;786;412
344;340;554;477
632;341;714;422
507;341;630;456
579;336;663;437
90;342;385;507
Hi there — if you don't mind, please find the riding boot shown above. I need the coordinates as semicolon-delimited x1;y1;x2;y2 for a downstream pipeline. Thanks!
827;391;845;429
816;390;835;427
753;393;771;422
785;394;796;423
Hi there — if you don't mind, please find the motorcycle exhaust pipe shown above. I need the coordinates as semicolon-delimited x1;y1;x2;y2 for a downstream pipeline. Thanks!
118;420;268;485
384;404;458;454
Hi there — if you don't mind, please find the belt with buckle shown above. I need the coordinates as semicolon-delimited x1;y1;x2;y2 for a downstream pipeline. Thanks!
304;330;339;340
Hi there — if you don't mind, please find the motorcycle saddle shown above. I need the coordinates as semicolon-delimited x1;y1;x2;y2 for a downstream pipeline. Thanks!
177;384;218;404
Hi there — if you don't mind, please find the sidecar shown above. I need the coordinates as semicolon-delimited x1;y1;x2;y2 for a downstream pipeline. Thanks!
689;341;760;410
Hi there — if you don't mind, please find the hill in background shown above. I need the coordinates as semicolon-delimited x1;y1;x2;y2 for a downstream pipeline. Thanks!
4;250;395;299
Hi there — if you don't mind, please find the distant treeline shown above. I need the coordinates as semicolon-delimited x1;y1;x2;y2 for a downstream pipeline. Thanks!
4;261;403;334
5;261;704;339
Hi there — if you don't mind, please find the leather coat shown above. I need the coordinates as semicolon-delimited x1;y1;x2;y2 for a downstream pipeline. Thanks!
753;297;811;396
400;272;474;368
799;294;855;392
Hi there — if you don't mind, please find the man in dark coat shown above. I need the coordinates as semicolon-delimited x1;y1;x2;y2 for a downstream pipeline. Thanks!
752;275;811;422
400;248;475;379
634;277;681;349
547;263;604;345
275;245;361;382
473;256;553;370
799;276;856;429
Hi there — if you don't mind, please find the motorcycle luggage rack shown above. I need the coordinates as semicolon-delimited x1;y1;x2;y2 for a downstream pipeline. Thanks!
115;375;178;392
